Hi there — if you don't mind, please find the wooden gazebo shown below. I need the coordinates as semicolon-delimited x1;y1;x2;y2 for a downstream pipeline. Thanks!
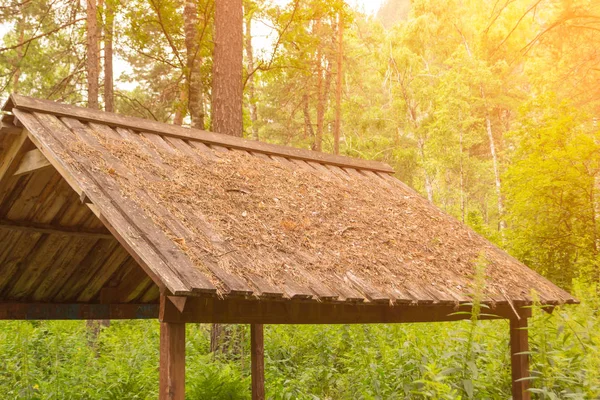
0;95;576;399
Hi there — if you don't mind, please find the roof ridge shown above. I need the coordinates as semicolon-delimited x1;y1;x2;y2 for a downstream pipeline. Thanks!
4;94;395;174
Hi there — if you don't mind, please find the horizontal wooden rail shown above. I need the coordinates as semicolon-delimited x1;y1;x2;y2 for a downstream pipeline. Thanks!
0;299;534;323
159;296;532;324
6;94;395;173
0;303;158;320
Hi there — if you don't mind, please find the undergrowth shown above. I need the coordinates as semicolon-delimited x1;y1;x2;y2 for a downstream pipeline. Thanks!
0;283;598;399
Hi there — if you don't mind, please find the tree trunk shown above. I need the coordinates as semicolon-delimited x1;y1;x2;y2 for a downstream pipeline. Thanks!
184;0;204;129
251;324;265;400
314;67;324;150
303;93;314;139
333;11;344;155
245;12;259;140
87;0;109;335
459;127;466;222
210;322;222;353
418;137;434;203
173;87;187;125
86;0;99;109
482;90;505;235
210;0;244;350
103;0;114;112
212;0;243;136
457;31;504;232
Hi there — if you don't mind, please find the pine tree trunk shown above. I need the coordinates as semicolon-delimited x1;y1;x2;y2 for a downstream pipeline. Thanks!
314;63;326;149
333;11;343;155
303;94;314;139
173;87;187;125
87;0;108;336
210;0;244;353
86;0;99;109
184;0;204;129
212;0;243;136
245;13;259;140
103;0;114;112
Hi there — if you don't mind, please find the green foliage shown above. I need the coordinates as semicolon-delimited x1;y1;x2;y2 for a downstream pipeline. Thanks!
1;285;599;399
2;0;600;397
504;95;600;287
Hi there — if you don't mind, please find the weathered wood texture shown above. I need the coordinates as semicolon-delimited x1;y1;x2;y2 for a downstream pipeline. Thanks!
0;145;157;304
251;324;265;400
0;303;158;320
13;110;211;297
0;121;21;135
8;95;394;173
159;321;186;400
510;317;531;400
13;148;51;176
157;296;530;325
0;218;112;238
0;96;577;310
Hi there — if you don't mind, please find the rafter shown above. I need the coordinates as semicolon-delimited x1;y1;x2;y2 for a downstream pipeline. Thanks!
0;128;29;183
0;218;113;239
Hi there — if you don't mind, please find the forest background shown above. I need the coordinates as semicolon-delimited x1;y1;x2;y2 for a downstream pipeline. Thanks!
0;0;599;398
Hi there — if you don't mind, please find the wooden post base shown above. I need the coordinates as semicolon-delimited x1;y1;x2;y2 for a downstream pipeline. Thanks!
159;321;186;400
251;324;265;400
510;317;530;400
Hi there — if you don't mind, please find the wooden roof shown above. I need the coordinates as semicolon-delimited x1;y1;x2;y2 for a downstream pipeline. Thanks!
0;95;576;314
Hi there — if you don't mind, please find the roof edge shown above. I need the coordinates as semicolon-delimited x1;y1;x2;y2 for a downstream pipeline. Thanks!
7;94;395;174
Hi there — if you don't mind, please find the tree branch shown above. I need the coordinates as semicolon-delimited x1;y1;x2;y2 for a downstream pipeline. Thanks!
0;17;85;53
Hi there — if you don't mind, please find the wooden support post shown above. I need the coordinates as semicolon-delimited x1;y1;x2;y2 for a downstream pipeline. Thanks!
251;324;265;400
159;321;186;400
510;317;530;400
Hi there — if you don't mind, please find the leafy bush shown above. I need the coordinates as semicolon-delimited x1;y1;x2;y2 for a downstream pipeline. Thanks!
0;285;598;399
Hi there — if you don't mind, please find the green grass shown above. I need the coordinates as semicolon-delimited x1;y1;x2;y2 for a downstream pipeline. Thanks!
0;285;598;399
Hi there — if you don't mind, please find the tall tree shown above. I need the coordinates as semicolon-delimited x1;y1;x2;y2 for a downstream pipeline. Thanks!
212;0;243;136
333;9;344;155
245;3;259;140
87;0;99;108
103;0;114;112
210;0;244;353
184;0;205;129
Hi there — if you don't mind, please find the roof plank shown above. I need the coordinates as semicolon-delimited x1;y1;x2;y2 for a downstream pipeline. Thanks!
111;127;256;297
13;110;191;295
345;271;390;303
64;118;216;295
8;95;394;173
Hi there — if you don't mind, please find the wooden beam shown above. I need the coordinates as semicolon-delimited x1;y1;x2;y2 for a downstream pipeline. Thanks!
0;303;158;320
251;324;265;400
510;317;531;400
0;121;21;135
159;294;186;400
14;112;190;296
160;321;186;400
13;148;52;176
0;218;114;239
8;95;394;173
0;128;29;183
158;296;529;325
